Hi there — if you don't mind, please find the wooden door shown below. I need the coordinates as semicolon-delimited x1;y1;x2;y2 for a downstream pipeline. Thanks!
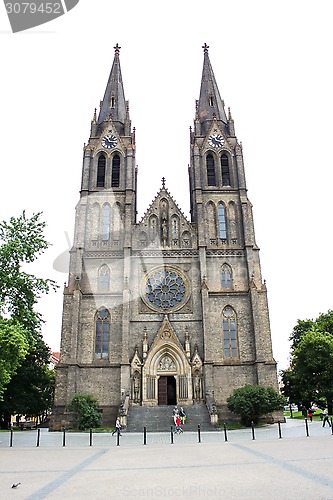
158;376;168;405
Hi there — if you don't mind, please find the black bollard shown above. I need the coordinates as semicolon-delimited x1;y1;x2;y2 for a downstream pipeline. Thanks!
305;418;309;437
36;428;41;447
62;428;66;447
198;424;201;443
143;426;147;445
251;421;255;440
278;421;282;439
223;423;228;442
89;427;93;446
170;426;174;444
10;428;13;447
117;430;120;446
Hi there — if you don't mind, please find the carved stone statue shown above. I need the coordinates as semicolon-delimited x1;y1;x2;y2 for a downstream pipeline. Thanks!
193;373;201;400
132;375;140;403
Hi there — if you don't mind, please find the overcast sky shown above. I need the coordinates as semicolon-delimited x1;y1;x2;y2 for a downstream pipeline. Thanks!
1;0;332;371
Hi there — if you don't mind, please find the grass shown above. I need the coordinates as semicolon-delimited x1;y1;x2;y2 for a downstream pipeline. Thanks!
284;409;330;421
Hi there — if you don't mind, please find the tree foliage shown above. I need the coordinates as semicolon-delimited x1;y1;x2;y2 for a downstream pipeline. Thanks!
68;394;102;430
0;211;57;334
0;211;57;423
0;318;29;400
227;384;285;425
281;314;333;411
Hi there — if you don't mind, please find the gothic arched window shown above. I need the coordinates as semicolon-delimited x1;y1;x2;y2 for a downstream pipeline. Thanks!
97;154;106;187
207;154;216;186
218;202;227;239
221;154;230;186
102;204;110;241
95;308;110;359
111;154;120;187
222;307;238;358
222;264;232;289
99;265;110;290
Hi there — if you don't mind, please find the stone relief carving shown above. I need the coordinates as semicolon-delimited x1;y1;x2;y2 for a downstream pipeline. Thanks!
158;355;176;372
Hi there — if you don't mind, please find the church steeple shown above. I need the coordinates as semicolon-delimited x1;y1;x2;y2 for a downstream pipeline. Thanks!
197;43;228;135
97;43;126;135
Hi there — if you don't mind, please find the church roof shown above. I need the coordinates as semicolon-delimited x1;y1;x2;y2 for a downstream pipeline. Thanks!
97;43;126;128
197;43;228;128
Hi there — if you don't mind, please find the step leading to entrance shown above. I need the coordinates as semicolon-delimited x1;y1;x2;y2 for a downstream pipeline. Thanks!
125;403;213;432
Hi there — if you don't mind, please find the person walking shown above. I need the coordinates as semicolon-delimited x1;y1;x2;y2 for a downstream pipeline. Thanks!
172;406;179;425
174;415;183;434
322;409;331;427
112;417;122;435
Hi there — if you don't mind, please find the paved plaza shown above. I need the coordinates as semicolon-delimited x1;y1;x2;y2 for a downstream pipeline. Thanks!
0;419;332;499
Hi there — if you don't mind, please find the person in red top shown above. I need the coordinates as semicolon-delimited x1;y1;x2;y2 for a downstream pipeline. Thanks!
175;415;183;434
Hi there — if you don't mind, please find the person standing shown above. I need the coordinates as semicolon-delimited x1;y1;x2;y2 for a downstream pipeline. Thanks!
112;417;122;435
179;407;186;425
322;409;331;427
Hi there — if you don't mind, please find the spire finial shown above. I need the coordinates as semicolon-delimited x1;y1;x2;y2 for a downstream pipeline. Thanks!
202;43;209;54
162;177;166;188
114;43;121;55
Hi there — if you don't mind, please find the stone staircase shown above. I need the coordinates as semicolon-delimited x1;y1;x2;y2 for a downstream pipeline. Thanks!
125;403;214;432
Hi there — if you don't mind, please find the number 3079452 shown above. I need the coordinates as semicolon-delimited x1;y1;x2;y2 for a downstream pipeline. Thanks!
5;3;62;14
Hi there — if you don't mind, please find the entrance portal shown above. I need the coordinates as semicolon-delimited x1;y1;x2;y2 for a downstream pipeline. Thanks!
158;376;176;405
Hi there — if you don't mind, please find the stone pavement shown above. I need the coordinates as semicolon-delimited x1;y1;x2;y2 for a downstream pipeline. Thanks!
0;419;333;499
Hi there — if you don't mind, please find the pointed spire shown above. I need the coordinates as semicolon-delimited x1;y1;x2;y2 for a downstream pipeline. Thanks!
97;43;127;134
197;43;227;133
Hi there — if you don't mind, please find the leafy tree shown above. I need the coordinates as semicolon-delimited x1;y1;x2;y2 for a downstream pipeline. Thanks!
0;211;57;426
68;394;102;430
0;337;55;423
0;211;56;333
0;318;29;399
281;311;333;413
227;384;285;425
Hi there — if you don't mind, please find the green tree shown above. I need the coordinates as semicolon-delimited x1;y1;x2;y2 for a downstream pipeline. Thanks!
227;384;285;425
281;311;333;413
0;337;55;423
68;394;102;430
0;211;57;426
0;318;29;399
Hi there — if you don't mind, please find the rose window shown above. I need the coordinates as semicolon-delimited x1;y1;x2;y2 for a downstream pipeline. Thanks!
146;270;186;310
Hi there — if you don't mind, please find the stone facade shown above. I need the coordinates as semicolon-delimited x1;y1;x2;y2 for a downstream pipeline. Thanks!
51;44;279;430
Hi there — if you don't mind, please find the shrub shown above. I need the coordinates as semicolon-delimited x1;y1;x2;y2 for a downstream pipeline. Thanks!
227;384;285;426
68;393;101;430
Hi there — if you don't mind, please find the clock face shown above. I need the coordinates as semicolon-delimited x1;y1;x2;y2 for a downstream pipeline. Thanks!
208;133;224;149
102;133;118;149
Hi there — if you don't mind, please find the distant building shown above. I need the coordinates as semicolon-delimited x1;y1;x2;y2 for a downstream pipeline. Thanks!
49;352;60;370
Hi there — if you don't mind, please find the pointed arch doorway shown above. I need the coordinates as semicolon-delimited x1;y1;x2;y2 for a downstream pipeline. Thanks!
141;316;193;406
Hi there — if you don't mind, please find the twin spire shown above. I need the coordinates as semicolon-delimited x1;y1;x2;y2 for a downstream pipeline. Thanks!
197;43;228;132
97;43;126;133
97;43;228;135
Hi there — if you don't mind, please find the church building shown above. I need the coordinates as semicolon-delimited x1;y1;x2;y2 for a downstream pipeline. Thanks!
51;44;279;430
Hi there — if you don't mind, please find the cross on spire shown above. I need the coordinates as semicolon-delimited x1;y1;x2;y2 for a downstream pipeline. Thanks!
114;43;121;55
202;43;209;54
162;177;166;188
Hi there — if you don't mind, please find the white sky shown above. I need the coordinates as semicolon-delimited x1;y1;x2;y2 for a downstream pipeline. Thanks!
1;0;332;371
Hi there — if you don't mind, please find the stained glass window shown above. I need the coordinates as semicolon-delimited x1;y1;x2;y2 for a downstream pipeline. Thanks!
146;269;186;310
222;264;232;288
95;308;110;359
218;203;227;239
223;307;238;358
